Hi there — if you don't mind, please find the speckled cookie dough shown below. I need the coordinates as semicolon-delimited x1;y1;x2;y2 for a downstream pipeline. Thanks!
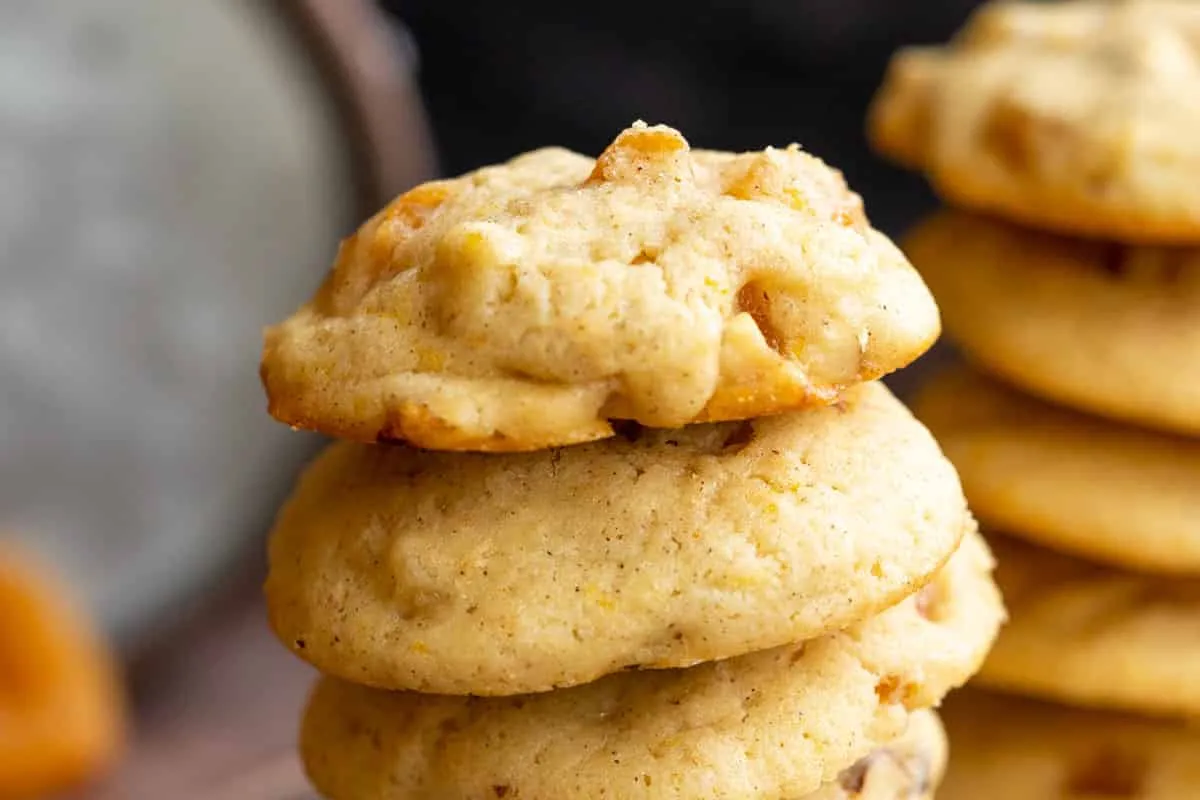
808;710;946;800
299;533;1000;800
266;382;970;695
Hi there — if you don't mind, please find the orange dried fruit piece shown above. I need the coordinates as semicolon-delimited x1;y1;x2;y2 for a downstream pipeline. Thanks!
0;546;126;799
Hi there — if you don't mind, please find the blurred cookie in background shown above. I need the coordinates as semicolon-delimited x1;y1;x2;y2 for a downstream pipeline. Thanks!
870;0;1200;243
940;690;1200;799
976;535;1200;720
915;367;1200;574
0;544;126;798
906;212;1200;437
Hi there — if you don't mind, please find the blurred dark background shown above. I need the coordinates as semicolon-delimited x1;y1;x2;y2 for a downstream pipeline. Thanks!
383;0;984;237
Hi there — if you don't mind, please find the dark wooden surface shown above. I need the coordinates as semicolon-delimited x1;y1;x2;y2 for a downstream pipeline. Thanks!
74;581;318;800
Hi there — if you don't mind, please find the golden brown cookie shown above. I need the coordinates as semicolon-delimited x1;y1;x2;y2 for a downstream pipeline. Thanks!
266;382;970;695
940;690;1200;800
869;0;1200;243
915;366;1200;574
262;122;940;450
0;546;125;799
906;210;1200;436
978;535;1200;719
299;533;1001;800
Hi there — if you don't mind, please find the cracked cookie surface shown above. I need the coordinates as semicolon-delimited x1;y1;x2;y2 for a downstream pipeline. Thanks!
262;122;939;450
299;533;1000;800
870;0;1200;243
266;382;969;695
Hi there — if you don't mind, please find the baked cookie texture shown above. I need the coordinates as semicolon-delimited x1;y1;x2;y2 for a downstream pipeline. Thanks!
805;710;945;800
266;382;969;695
978;535;1200;720
869;0;1200;243
905;210;1200;436
940;690;1200;800
261;122;940;450
915;367;1200;574
299;533;999;800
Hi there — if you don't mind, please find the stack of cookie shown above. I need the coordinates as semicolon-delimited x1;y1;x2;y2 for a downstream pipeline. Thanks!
259;122;1004;799
870;0;1200;793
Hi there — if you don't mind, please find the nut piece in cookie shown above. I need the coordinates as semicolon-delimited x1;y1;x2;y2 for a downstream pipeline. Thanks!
262;122;939;450
815;710;946;800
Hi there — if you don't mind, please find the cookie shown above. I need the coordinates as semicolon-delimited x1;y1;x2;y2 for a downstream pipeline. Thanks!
914;367;1200;574
869;0;1200;243
905;210;1200;436
0;546;125;799
940;690;1200;799
261;122;940;450
808;710;946;800
267;382;970;695
299;533;1001;800
977;535;1200;719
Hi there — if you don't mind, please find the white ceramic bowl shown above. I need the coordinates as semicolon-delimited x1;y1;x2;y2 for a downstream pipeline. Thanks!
0;0;432;649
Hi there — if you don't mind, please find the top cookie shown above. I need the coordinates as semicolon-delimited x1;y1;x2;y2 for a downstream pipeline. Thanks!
869;0;1200;244
262;122;940;450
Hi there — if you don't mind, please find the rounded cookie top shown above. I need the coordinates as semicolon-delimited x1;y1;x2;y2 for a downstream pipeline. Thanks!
915;367;1200;575
869;0;1200;243
978;535;1200;720
940;691;1200;800
808;710;946;800
266;382;969;695
906;210;1200;436
261;122;939;450
299;533;1001;800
